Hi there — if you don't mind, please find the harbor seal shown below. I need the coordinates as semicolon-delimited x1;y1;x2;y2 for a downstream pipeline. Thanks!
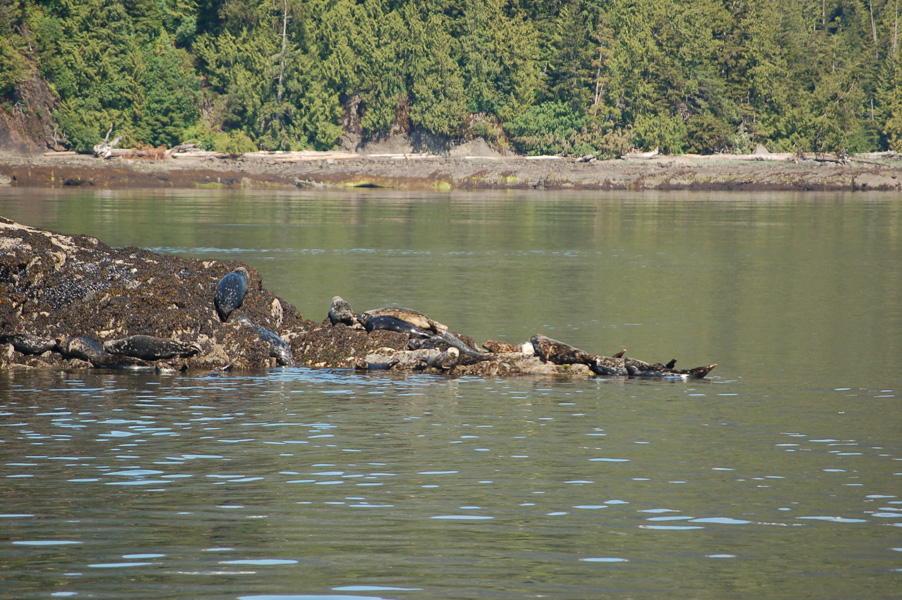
58;336;110;366
357;313;431;337
362;307;448;335
234;317;296;366
328;296;357;327
426;346;459;370
214;267;249;322
436;331;486;363
103;335;202;360
529;335;628;375
530;335;595;365
0;334;58;355
589;355;629;376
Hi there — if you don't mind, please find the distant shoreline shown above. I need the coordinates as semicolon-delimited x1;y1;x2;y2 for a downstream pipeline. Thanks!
2;150;901;192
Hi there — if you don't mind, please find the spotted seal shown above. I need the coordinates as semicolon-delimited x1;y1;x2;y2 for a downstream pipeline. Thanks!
362;307;448;335
104;335;201;360
0;334;58;355
214;267;249;322
426;346;459;370
436;331;486;363
234;317;296;366
328;296;357;327
357;313;431;337
530;334;595;365
589;355;629;376
530;334;628;376
59;336;110;366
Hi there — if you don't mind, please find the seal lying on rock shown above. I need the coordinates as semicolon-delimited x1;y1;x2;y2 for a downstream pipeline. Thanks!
0;334;59;355
530;334;596;365
104;335;202;360
426;347;460;370
215;267;249;322
589;355;629;377
59;336;110;366
362;307;448;335
358;347;454;371
528;334;714;378
234;316;296;366
436;331;486;363
328;296;358;327
357;313;432;337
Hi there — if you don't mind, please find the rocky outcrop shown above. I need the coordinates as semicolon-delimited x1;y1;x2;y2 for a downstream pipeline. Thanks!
0;218;715;378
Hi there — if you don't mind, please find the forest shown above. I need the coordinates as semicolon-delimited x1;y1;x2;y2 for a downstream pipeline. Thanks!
2;0;902;156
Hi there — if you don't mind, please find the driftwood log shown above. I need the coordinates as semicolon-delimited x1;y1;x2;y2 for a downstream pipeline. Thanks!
92;125;123;159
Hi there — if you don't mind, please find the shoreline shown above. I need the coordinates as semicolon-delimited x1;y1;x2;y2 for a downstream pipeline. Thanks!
2;150;901;192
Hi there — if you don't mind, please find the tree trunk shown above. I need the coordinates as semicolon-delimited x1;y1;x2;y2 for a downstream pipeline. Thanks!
277;0;288;105
894;0;899;58
92;125;123;159
869;0;879;60
592;47;603;116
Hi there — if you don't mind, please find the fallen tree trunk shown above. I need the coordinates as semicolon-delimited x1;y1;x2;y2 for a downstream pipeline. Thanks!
92;125;122;159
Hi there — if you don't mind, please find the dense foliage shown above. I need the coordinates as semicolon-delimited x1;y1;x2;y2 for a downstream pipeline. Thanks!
2;0;902;154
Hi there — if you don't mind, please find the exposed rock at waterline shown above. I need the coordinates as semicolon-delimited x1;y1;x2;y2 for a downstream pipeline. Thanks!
0;218;715;378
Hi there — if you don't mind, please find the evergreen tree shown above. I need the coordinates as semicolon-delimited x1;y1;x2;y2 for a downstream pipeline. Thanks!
405;5;467;136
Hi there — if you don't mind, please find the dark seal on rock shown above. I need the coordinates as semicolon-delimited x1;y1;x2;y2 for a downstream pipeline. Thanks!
357;313;431;337
59;336;110;366
0;334;59;355
103;335;202;360
362;306;448;334
436;331;486;363
234;316;296;366
214;267;249;322
589;355;629;376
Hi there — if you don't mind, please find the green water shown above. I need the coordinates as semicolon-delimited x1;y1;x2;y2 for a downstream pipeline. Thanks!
0;189;900;599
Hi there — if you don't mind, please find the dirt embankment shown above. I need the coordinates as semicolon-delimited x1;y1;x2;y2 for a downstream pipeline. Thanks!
1;147;901;192
0;218;715;378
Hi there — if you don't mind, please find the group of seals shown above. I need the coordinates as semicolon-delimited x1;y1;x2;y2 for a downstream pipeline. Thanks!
328;297;716;379
529;334;715;379
2;257;716;377
1;265;293;371
0;334;201;369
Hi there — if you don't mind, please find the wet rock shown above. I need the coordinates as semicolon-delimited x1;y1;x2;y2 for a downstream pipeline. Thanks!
0;218;716;378
103;335;202;360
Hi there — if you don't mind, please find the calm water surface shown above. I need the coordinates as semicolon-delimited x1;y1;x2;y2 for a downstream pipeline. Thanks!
1;189;900;599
